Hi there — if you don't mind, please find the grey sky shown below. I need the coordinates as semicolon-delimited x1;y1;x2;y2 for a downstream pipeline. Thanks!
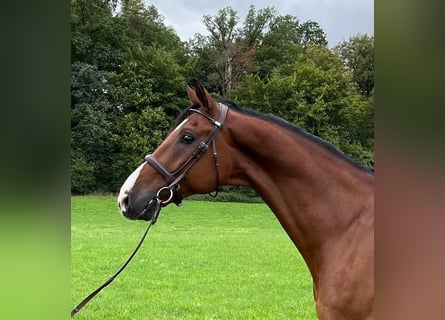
144;0;373;46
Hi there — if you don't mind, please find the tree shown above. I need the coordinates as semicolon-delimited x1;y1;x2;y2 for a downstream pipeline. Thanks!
298;20;328;48
118;0;185;59
334;34;374;97
185;34;221;92
254;14;303;78
71;0;125;71
242;5;277;48
251;17;328;79
202;6;240;95
200;5;275;95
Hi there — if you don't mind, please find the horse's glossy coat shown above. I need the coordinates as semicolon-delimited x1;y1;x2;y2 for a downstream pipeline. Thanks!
118;83;374;319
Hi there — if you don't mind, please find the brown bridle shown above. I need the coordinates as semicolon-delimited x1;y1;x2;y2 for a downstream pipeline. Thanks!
144;103;229;212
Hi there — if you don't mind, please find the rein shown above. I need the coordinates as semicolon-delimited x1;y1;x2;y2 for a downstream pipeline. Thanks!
145;103;228;205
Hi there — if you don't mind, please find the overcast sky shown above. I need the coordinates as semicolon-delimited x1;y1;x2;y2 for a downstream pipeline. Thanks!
143;0;373;46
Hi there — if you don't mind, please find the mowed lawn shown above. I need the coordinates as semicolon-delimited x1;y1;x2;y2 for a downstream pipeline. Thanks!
71;196;317;319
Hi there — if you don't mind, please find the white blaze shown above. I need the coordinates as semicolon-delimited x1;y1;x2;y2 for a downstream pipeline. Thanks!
118;162;146;205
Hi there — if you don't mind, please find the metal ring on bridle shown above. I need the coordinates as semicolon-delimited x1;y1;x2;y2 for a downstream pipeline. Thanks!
156;186;174;204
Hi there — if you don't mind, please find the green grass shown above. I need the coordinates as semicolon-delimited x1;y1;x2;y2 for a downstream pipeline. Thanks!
71;196;317;319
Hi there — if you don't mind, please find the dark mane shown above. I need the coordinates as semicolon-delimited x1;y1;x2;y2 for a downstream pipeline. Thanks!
172;100;374;174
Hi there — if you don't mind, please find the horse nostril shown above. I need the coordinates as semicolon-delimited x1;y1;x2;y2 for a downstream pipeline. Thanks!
119;194;129;213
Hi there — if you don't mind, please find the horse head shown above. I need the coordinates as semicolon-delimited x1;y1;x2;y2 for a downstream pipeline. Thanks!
117;82;231;221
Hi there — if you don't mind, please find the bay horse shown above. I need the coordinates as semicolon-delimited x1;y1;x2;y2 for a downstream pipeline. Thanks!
117;82;374;319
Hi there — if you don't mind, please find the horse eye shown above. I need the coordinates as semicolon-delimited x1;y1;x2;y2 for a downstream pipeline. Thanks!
181;133;195;144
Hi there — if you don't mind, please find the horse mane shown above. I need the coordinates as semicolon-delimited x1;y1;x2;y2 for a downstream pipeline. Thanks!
171;99;374;174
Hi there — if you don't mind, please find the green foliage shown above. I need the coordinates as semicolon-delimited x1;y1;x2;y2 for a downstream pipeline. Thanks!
298;20;328;48
71;0;187;193
71;102;114;158
203;6;240;47
242;5;277;47
195;6;276;94
108;61;158;113
71;0;125;70
184;34;221;91
110;107;169;191
70;150;95;194
71;62;116;191
334;34;374;97
71;62;111;105
252;17;327;80
254;15;304;78
230;45;374;168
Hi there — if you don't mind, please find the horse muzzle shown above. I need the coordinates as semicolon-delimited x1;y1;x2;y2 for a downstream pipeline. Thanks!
120;186;182;222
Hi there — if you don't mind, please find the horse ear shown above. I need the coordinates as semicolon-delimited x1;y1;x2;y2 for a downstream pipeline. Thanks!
186;85;198;104
191;79;218;116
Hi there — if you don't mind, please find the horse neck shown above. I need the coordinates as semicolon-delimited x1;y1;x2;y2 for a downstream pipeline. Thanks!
224;111;374;273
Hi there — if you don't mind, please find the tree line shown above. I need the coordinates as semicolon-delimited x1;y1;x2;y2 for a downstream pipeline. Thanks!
71;0;374;194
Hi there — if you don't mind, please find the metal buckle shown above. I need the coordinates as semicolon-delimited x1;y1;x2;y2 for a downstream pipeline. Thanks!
156;186;174;204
